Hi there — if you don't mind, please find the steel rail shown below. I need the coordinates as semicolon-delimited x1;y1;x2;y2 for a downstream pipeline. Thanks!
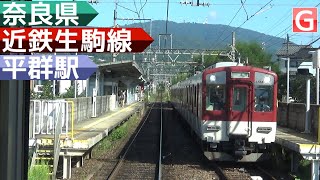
107;97;159;180
256;165;277;180
213;163;278;180
158;92;163;180
212;163;228;180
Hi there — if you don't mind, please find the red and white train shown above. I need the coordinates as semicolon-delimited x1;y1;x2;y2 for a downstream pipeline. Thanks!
170;62;278;162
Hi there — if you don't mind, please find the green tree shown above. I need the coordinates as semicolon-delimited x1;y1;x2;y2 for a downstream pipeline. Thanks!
31;80;55;99
191;41;279;73
171;72;191;85
59;81;86;98
235;41;280;74
278;74;317;103
171;41;280;86
193;54;229;68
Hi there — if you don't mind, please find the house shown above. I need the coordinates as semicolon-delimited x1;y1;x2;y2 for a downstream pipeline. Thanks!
275;41;317;75
31;80;87;96
297;62;316;76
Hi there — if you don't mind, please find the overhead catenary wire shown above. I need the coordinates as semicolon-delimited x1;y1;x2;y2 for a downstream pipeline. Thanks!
264;2;320;49
213;0;273;49
254;0;304;42
95;1;313;6
212;0;247;48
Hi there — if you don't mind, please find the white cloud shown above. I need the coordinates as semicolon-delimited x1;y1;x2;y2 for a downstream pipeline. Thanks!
209;11;217;19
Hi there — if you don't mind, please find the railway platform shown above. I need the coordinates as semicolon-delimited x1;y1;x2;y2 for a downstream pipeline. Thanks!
275;126;320;180
32;101;144;179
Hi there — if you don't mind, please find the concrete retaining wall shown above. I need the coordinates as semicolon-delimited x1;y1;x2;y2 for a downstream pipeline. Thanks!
65;96;112;124
277;102;320;136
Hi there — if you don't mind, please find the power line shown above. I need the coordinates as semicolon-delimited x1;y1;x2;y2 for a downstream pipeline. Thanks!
139;0;147;19
212;0;247;48
255;0;304;42
95;1;314;6
264;23;306;49
306;36;320;47
264;1;320;49
214;0;273;49
258;0;320;44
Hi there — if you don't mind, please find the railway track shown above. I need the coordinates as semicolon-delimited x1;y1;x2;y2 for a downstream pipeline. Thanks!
213;162;278;180
161;102;286;179
107;94;163;180
161;103;219;179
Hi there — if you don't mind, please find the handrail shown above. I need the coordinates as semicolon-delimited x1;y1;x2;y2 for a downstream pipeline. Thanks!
67;101;75;140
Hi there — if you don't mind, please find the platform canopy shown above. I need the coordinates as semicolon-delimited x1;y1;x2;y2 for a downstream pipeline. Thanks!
98;60;144;86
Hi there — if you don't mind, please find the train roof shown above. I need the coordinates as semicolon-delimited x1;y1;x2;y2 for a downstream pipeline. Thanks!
171;62;277;89
206;62;244;69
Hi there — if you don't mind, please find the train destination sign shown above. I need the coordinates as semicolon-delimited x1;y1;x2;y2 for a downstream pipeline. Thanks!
231;72;250;78
0;27;153;53
0;1;98;27
0;55;97;80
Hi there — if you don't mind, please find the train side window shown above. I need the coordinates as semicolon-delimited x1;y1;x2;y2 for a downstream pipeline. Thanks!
232;87;247;112
196;84;199;116
187;87;189;105
206;84;225;111
195;85;197;114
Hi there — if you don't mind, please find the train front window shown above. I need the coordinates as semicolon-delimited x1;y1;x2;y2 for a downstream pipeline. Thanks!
206;84;225;111
232;87;247;112
254;86;273;112
254;72;274;112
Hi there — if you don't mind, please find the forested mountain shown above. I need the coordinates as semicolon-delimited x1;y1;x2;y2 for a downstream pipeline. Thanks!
91;20;285;62
126;20;284;54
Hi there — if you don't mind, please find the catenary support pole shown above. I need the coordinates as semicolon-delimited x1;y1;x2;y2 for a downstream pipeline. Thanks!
304;78;311;133
287;57;290;103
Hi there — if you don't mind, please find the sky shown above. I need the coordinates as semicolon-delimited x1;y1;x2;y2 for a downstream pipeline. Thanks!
86;0;320;49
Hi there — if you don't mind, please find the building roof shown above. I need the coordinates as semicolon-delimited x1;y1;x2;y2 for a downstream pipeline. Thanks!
98;60;143;77
276;42;316;59
97;60;144;85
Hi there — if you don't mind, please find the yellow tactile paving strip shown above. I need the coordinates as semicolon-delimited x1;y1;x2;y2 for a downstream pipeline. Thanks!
35;102;143;150
276;127;320;155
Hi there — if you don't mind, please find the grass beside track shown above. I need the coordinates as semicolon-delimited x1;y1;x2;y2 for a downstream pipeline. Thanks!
92;113;140;157
28;161;51;180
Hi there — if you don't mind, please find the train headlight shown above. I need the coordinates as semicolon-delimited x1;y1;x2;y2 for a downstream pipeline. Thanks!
263;76;271;84
209;75;216;82
257;127;272;134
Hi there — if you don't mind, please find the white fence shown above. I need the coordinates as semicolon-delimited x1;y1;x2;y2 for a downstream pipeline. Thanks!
30;99;70;139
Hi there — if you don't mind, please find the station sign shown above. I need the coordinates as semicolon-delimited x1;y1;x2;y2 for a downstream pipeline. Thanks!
0;55;97;80
0;1;98;27
0;27;153;53
0;1;154;80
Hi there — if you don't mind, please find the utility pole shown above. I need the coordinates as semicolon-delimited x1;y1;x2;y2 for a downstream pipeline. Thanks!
113;0;118;27
316;51;319;105
286;34;290;103
311;49;320;105
227;32;237;62
304;78;311;133
232;32;236;61
112;0;118;62
111;0;152;62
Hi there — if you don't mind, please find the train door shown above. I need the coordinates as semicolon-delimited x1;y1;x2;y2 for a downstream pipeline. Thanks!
227;83;253;137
